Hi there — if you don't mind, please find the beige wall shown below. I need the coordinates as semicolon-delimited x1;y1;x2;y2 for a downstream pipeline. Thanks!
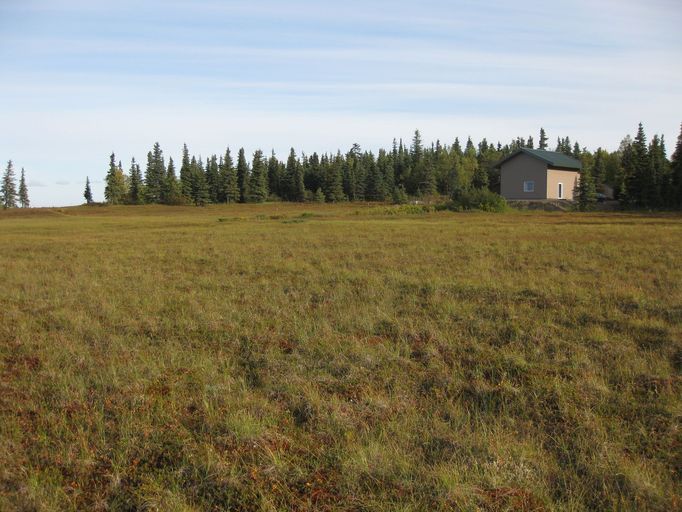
500;153;548;199
546;168;579;200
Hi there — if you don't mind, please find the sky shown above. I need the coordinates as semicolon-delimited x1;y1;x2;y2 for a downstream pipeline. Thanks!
0;0;680;206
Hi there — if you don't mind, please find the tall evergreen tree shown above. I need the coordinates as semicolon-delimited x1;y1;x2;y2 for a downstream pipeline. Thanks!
84;176;93;204
394;139;411;190
205;155;220;203
249;150;269;202
162;157;181;204
236;148;249;203
443;152;460;196
303;152;324;194
419;159;437;196
285;148;305;201
592;149;606;187
180;143;192;199
104;153;127;204
452;137;463;157
324;153;345;202
618;140;635;205
221;148;239;203
556;136;572;156
539;128;548;150
411;129;423;165
128;157;144;204
471;161;489;189
18;168;29;208
629;123;652;208
572;142;581;159
365;152;385;201
144;142;165;203
576;163;597;210
189;156;209;205
670;123;682;209
646;135;663;207
267;150;281;198
410;131;435;195
459;137;479;190
1;160;18;208
377;149;395;197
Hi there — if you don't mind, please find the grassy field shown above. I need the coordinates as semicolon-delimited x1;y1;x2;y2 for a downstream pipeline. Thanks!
1;203;680;511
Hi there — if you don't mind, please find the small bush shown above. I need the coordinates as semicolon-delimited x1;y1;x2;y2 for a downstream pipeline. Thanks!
392;185;409;204
369;204;434;215
447;188;508;212
313;188;326;203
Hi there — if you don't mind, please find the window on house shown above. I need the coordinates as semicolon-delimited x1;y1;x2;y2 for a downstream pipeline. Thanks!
558;183;564;199
523;180;535;192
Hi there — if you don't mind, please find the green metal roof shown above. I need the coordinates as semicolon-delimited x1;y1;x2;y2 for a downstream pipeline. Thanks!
494;148;582;170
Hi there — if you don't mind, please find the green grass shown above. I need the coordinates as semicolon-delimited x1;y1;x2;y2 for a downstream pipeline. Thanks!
1;204;680;511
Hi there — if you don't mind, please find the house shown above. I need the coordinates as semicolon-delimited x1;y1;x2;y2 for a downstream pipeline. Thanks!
495;148;581;200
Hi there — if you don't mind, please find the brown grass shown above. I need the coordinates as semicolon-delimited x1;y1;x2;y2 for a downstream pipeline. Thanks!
1;203;680;511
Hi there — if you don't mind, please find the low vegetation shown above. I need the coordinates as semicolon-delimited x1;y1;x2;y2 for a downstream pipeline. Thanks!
1;204;680;511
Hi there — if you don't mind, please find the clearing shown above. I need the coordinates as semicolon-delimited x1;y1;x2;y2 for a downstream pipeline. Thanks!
1;204;680;511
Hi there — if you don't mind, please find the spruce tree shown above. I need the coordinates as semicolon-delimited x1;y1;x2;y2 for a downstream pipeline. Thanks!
365;153;385;201
572;142;581;159
313;188;325;203
410;132;433;195
630;123;651;208
471;161;489;189
128;157;144;204
304;152;324;193
267;150;281;198
18;168;29;208
420;160;437;196
285;148;305;202
104;153;127;204
670;123;682;209
84;177;93;204
576;163;597;211
180;143;192;199
249;150;269;202
592;149;606;187
324;154;345;202
539;128;548;150
377;149;395;197
618;141;635;206
395;139;411;191
411;130;423;165
452;137;463;157
392;184;409;204
444;156;460;196
189;156;209;205
144;143;165;203
527;135;534;149
236;148;249;203
162;157;181;204
206;155;220;203
351;147;367;200
221;148;239;203
1;160;18;208
647;135;665;208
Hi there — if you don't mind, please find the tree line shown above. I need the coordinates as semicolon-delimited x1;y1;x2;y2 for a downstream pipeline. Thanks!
98;123;682;211
1;161;30;209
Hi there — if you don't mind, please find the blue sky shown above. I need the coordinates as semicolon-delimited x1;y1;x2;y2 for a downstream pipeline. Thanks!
1;0;680;206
